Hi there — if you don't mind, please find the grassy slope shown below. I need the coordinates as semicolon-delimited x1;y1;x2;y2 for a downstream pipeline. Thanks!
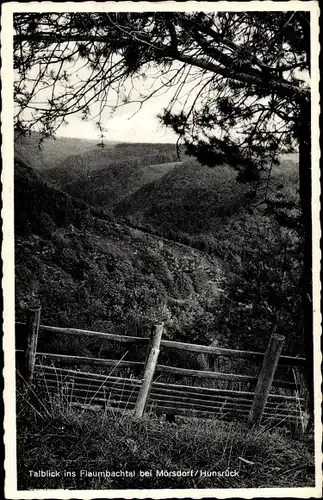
17;394;314;490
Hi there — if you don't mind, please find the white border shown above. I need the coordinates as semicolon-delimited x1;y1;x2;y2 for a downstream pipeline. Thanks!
2;2;321;499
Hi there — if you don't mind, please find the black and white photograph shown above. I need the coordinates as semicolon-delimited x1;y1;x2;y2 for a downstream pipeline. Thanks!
2;2;321;498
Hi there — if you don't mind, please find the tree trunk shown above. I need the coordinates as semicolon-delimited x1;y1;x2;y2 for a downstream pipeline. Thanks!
298;99;313;423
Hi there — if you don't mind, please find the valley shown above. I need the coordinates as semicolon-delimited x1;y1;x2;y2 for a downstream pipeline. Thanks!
15;136;303;356
14;135;313;492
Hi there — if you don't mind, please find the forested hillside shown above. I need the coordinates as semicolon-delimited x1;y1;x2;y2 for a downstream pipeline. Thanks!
113;154;303;355
115;159;250;233
14;144;303;356
15;135;181;208
30;141;180;207
15;158;227;356
115;156;299;234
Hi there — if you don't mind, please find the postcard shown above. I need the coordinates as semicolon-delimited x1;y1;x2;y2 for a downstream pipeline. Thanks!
2;1;321;498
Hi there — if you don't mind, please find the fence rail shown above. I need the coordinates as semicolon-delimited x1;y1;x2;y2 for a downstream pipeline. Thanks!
16;322;307;366
16;308;307;426
16;349;298;390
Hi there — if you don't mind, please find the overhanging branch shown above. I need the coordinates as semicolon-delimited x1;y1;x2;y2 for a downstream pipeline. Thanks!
14;32;310;102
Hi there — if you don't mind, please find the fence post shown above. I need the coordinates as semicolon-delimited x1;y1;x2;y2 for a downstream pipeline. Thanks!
134;322;163;418
22;306;41;383
248;333;285;425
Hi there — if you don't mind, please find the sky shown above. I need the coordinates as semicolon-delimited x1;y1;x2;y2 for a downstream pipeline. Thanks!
17;33;311;146
57;95;178;143
54;61;206;144
21;54;185;144
19;49;209;144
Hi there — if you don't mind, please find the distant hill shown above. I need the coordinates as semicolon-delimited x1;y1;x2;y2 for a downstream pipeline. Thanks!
43;142;181;207
115;158;252;234
115;155;299;234
14;133;117;171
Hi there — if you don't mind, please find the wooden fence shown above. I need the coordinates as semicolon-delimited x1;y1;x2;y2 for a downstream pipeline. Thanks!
16;306;307;426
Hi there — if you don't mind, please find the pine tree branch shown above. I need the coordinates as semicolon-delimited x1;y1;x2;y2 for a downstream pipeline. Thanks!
14;32;310;101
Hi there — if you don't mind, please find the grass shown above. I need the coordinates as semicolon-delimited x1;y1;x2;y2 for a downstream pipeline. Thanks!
16;372;315;491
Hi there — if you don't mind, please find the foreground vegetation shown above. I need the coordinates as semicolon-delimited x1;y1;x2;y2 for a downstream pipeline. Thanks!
17;382;315;490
